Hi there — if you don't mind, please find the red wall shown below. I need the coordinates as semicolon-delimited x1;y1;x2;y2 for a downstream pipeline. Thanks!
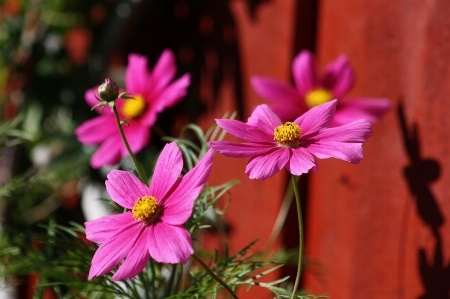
201;0;450;298
304;1;450;298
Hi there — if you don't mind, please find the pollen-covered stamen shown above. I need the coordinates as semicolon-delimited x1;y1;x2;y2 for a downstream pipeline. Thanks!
121;94;147;119
305;88;333;107
132;195;161;224
274;122;302;147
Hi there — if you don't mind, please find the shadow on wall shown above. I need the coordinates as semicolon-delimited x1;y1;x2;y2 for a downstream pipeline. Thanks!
397;101;450;299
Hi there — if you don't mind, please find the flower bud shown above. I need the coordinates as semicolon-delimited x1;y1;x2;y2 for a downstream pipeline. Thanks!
97;78;119;102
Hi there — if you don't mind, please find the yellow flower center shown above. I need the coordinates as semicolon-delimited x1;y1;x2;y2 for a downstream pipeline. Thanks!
132;195;161;224
305;88;333;108
274;122;302;147
121;95;147;119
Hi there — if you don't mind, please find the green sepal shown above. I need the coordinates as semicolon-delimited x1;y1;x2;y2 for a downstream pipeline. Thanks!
118;92;134;100
93;93;103;102
91;102;107;114
91;102;106;111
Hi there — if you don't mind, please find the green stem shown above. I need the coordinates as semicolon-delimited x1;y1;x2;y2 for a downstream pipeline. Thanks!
112;104;148;184
149;260;157;298
174;263;183;294
263;175;299;257
138;272;150;299
290;174;303;299
192;253;239;299
164;264;178;298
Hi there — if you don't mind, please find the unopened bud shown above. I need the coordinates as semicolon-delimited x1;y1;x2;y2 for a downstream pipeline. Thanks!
97;78;119;102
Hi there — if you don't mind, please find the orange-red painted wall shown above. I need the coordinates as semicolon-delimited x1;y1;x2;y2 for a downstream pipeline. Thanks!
304;1;450;298
201;0;450;298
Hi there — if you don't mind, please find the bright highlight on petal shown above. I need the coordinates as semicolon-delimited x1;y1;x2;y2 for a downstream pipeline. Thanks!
274;122;301;147
121;94;147;119
132;195;161;223
305;88;333;107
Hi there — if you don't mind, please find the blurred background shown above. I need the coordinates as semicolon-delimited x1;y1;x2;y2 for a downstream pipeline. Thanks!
1;0;449;298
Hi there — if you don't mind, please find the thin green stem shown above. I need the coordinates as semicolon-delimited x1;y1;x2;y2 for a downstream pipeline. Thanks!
138;271;151;299
263;175;299;257
147;260;157;298
290;174;303;299
112;104;148;184
174;264;182;294
164;264;178;298
121;278;141;299
192;253;239;299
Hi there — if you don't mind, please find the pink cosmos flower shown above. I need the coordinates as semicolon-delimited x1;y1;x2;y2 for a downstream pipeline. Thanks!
85;142;213;280
208;100;372;180
251;50;390;126
75;50;190;168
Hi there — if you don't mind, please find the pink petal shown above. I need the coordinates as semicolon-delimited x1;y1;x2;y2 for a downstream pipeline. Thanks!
306;142;364;164
143;74;190;124
208;141;275;158
333;97;391;126
286;148;317;175
322;54;354;98
120;122;151;157
75;115;117;145
112;229;150;280
88;220;142;280
292;50;319;96
149;49;177;94
215;119;271;142
251;77;301;104
85;212;133;244
305;120;372;163
126;54;151;95
147;222;194;264
245;148;290;180
140;110;158;128
251;77;307;121
271;105;308;123
106;170;149;209
313;119;373;143
148;143;183;200
90;135;122;168
295;100;337;136
247;104;282;134
161;149;213;225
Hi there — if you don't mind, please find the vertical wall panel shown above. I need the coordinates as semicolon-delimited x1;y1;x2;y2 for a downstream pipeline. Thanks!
304;1;450;298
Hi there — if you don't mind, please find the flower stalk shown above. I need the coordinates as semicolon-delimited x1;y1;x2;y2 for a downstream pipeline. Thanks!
290;174;304;299
111;103;148;184
263;175;298;257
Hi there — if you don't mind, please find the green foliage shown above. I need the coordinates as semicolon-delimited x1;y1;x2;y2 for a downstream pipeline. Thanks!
0;120;295;298
167;240;287;298
0;222;113;299
0;114;32;148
